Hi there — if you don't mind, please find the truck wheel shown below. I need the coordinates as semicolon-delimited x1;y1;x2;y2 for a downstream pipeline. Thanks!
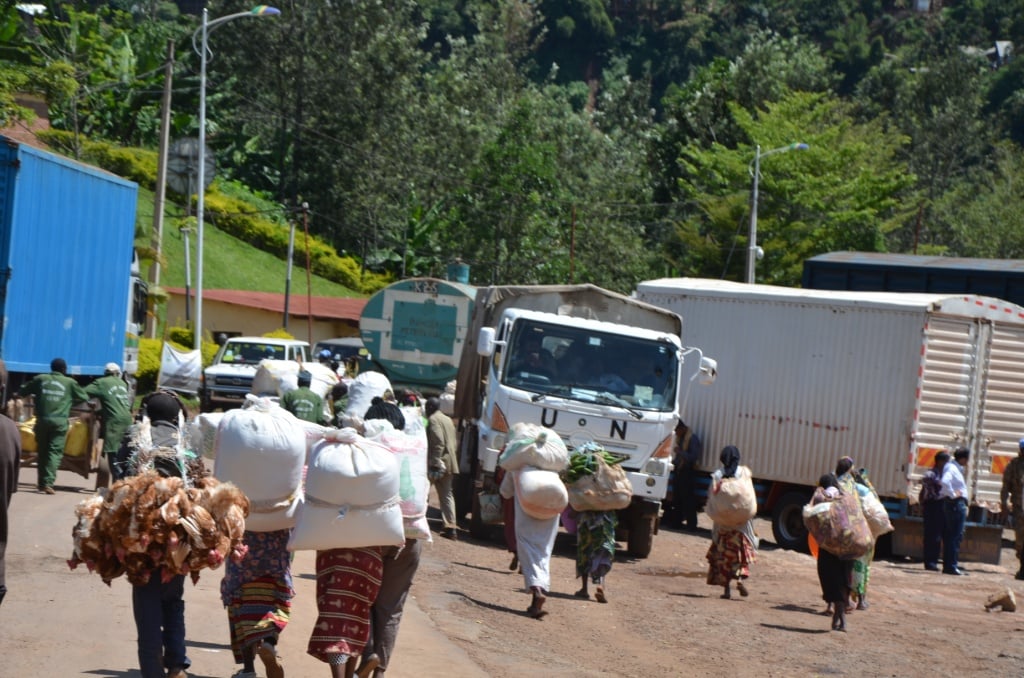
627;513;656;559
771;491;811;552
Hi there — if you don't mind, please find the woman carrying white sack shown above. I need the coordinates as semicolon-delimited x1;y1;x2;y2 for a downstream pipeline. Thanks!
498;423;570;619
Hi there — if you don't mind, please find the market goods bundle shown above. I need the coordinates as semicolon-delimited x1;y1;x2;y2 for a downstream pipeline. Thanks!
563;444;632;512
705;466;757;528
802;492;872;560
856;483;894;538
213;399;307;532
287;427;405;551
363;418;431;541
512;465;569;520
497;422;570;472
19;416;90;457
68;474;250;586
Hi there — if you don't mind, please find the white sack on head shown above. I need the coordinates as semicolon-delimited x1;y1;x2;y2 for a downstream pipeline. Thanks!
213;398;307;531
304;362;341;423
288;427;404;551
363;416;430;532
344;371;393;420
498;422;569;472
252;359;299;396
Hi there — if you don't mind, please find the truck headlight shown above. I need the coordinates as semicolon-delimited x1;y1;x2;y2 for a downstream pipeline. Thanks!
643;458;670;478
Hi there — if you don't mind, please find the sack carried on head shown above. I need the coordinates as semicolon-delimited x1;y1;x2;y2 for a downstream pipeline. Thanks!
498;422;569;472
705;466;757;528
288;428;404;551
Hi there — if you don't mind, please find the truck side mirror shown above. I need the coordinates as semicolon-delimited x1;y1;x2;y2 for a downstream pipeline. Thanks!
478;327;496;357
699;356;717;385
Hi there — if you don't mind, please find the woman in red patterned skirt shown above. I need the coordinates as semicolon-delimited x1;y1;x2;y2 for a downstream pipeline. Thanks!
308;546;384;678
705;446;759;599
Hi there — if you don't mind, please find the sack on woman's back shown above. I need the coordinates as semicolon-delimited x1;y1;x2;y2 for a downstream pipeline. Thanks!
705;466;757;527
498;422;569;472
567;454;632;512
802;492;872;560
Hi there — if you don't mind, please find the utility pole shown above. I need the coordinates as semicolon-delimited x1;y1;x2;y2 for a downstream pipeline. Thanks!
303;203;313;344
147;39;174;337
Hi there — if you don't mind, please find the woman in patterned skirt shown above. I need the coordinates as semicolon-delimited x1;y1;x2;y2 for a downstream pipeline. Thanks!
705;446;758;600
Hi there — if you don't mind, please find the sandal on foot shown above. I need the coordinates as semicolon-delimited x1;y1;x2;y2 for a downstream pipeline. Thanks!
574;588;589;599
737;582;749;597
356;653;380;678
595;586;607;604
527;604;549;619
509;555;518;571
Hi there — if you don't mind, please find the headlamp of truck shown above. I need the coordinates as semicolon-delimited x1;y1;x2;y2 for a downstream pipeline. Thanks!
643;458;670;478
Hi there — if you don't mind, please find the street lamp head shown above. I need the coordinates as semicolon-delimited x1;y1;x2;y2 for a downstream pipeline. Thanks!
794;143;809;151
251;6;281;16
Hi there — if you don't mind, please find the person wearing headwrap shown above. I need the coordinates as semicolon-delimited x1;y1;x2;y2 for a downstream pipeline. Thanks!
705;445;758;599
835;456;875;610
812;473;853;632
363;393;405;432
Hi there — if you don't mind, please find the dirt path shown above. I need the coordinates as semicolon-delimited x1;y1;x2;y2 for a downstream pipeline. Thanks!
4;466;1024;677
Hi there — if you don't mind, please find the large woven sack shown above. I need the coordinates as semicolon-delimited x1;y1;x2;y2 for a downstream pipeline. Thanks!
567;454;632;512
857;483;894;538
802;492;872;560
515;466;568;520
498;422;569;472
363;419;430;527
213;400;307;532
705;467;757;528
189;412;224;459
288;428;404;551
344;372;393;422
251;359;299;396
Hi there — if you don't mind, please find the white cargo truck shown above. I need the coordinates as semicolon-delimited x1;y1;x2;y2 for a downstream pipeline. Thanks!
452;284;716;558
634;278;1024;563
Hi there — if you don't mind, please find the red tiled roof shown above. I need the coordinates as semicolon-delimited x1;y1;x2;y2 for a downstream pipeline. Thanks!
166;288;367;322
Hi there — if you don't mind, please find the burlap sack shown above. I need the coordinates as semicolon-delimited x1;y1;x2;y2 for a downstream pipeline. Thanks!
705;467;757;528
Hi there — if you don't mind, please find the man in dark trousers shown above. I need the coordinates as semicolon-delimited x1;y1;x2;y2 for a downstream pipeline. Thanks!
86;362;133;483
670;421;704;530
0;359;22;606
19;357;89;494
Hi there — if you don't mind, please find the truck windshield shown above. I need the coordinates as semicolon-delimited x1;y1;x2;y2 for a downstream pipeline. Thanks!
502;320;678;412
218;342;286;365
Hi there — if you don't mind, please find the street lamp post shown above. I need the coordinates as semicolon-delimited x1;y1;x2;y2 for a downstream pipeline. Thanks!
746;142;809;284
192;5;280;350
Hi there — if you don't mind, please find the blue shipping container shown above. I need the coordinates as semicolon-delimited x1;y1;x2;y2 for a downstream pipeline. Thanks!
0;136;138;376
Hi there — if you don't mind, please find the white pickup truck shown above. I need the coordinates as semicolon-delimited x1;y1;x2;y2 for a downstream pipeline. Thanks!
199;336;309;412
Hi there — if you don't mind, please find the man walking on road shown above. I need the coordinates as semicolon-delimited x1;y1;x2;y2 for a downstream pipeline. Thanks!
1000;438;1024;580
425;397;459;540
19;357;88;494
86;362;133;482
0;359;21;606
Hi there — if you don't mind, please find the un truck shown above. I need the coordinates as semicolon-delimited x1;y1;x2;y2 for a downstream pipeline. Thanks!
453;284;716;558
635;278;1024;563
0;135;147;396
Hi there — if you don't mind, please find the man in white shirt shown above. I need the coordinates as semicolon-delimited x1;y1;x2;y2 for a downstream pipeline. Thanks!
939;447;970;576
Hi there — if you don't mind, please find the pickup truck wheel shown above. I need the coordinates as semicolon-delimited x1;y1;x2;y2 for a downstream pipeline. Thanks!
771;491;811;552
626;513;656;559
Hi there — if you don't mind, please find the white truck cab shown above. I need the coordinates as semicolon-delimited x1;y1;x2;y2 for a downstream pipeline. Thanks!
200;336;309;412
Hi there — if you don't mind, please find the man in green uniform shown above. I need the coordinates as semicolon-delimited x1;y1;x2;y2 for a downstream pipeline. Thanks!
280;371;327;425
1001;437;1024;580
85;362;133;483
19;358;89;494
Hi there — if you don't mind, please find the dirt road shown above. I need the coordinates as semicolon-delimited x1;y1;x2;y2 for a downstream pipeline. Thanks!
4;466;1024;677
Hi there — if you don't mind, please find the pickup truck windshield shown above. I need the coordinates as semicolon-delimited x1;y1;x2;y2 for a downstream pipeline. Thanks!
218;341;287;365
502;319;678;412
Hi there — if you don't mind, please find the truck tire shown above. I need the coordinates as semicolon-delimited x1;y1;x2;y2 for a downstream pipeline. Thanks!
627;513;656;559
771;491;811;552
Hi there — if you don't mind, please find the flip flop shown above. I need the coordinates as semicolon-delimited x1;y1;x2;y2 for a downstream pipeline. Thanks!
527;605;549;619
595;586;607;604
737;582;749;597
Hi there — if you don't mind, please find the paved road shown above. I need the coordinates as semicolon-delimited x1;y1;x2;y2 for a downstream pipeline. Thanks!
0;465;487;678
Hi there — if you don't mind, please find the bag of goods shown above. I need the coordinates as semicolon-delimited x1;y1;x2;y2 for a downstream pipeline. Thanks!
288;428;404;551
478;492;502;525
514;465;569;520
213;399;307;532
705;466;757;528
802;492;873;560
343;371;394;424
251;359;300;396
68;475;250;586
439;380;457;417
564;444;632;512
18;417;37;454
856;483;894;538
498;422;569;473
363;418;431;541
188;412;224;459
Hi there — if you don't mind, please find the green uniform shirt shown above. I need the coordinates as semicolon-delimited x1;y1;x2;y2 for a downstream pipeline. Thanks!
281;387;326;425
19;371;89;422
85;375;133;425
